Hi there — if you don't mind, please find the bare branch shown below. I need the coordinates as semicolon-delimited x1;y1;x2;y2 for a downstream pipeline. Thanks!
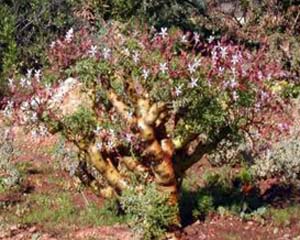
174;126;232;175
87;143;128;191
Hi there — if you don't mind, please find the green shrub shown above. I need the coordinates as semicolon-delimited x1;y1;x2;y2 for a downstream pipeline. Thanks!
0;4;18;94
81;0;206;29
0;127;21;192
190;168;262;220
63;107;97;138
252;133;300;181
192;194;214;219
0;0;81;93
120;182;179;240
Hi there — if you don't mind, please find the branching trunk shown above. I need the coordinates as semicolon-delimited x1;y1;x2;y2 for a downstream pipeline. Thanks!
86;143;128;192
74;160;117;198
47;84;232;227
174;126;232;176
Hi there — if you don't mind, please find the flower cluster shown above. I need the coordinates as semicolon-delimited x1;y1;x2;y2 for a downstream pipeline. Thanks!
1;23;293;165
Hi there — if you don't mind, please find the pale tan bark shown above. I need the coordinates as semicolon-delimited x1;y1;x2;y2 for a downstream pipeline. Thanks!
121;156;148;173
137;99;179;212
87;143;128;191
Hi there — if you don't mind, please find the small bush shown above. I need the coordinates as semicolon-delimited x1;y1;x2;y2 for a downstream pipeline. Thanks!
252;133;300;181
192;194;214;219
190;168;262;220
0;127;21;192
266;204;300;227
120;182;179;240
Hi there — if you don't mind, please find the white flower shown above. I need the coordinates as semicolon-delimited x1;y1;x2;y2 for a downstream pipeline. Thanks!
34;69;42;81
258;71;263;80
231;67;236;77
220;46;228;59
7;100;13;109
189;78;198;88
65;28;74;42
21;101;29;111
102;47;111;60
193;32;200;44
236;16;246;25
208;35;215;44
30;97;40;109
50;41;56;49
132;51;140;64
88;45;97;57
3;109;12;117
278;123;289;131
193;58;202;68
22;114;29;123
127;111;134;120
142;69;150;79
39;125;48;137
230;78;238;88
267;73;272;81
242;67;247;77
96;142;103;151
26;69;33;79
232;91;239;101
27;79;31;87
175;84;183;96
8;78;14;87
181;34;188;43
219;66;225;73
4;128;11;140
20;78;26;87
31;129;38;138
261;91;269;101
93;126;102;135
231;54;239;65
4;100;14;117
159;27;168;39
107;140;115;150
109;128;115;136
123;48;130;56
125;133;133;143
254;102;261;111
159;63;168;74
212;50;218;59
30;112;38;122
187;63;196;74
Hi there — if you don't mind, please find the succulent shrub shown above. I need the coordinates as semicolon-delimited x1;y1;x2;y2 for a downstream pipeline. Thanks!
1;22;293;230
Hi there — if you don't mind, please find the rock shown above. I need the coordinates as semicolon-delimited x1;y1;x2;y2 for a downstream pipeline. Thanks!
9;225;18;231
273;227;279;234
283;234;290;239
29;226;37;233
48;77;93;119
